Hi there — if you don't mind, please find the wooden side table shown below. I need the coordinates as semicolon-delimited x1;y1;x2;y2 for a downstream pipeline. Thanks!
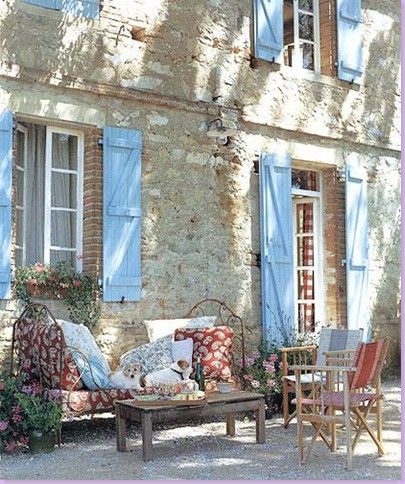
115;390;266;462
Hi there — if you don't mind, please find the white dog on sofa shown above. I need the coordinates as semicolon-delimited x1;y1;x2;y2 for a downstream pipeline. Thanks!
142;359;194;387
109;362;143;390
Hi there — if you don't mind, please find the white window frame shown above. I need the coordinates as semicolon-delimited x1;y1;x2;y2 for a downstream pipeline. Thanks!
44;126;84;271
15;124;28;266
287;0;321;74
292;179;324;333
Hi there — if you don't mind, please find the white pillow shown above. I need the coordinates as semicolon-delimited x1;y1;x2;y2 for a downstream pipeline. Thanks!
172;338;193;365
143;316;216;342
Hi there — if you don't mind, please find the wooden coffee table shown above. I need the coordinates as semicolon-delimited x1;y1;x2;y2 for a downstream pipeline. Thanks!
115;390;266;461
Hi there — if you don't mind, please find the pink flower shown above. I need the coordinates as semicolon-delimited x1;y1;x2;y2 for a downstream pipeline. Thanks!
0;420;9;431
243;374;254;382
5;441;17;452
12;413;22;423
267;379;275;388
34;263;45;272
49;389;62;400
251;380;260;388
22;359;31;369
19;436;29;446
0;381;4;391
269;354;278;362
21;385;33;394
263;361;275;373
72;279;82;288
31;381;42;395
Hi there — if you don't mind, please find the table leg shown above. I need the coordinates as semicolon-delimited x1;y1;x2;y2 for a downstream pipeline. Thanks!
116;408;127;452
226;413;236;436
141;412;153;462
255;400;266;444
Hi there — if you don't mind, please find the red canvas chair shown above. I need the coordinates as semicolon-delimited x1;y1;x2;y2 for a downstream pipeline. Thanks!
292;338;389;470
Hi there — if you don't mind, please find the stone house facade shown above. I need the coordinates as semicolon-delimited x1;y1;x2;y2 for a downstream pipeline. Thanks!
0;0;401;370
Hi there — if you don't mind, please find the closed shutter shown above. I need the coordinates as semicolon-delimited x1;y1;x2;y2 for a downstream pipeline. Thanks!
337;0;363;83
24;0;62;9
253;0;284;63
345;161;369;340
62;0;100;19
259;152;294;345
103;126;142;302
0;110;13;299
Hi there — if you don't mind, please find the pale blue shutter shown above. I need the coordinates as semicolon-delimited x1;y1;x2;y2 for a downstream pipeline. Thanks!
62;0;99;19
337;0;363;83
345;162;369;341
24;0;62;9
253;0;283;63
259;153;294;346
0;110;13;299
103;127;142;302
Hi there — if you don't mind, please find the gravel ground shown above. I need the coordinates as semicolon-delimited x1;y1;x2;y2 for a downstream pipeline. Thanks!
1;379;401;480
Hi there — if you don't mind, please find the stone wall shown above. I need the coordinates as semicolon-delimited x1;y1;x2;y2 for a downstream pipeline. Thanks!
0;0;400;371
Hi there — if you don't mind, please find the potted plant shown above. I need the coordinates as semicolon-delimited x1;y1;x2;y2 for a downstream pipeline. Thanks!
16;384;62;454
13;261;101;329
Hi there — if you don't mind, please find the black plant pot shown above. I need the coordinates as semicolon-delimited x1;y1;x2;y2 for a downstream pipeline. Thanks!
264;394;283;419
28;430;56;454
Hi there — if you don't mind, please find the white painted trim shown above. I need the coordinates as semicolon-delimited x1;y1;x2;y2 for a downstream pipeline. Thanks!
16;124;28;266
292;188;321;197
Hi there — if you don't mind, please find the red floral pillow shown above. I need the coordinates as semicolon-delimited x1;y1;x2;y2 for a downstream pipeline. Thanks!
174;326;234;379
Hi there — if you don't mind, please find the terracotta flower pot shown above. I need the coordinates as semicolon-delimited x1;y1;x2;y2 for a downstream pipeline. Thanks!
28;430;56;454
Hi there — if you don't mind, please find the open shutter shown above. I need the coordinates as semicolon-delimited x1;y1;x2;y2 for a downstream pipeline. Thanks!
62;0;99;19
103;127;142;302
337;0;363;83
345;161;369;341
24;0;62;9
259;152;294;345
0;110;13;299
253;0;284;63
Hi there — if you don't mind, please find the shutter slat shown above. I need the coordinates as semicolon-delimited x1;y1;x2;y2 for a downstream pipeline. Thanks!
0;110;13;299
103;126;142;302
24;0;62;9
337;0;363;83
345;159;369;341
253;0;284;63
259;152;294;345
62;0;99;19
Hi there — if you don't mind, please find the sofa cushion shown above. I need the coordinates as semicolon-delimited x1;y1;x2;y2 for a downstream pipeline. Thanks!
14;317;82;390
171;338;193;365
174;326;234;379
143;316;216;342
59;320;113;390
120;336;173;374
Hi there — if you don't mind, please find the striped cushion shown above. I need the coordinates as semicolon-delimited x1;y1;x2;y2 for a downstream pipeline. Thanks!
316;328;363;366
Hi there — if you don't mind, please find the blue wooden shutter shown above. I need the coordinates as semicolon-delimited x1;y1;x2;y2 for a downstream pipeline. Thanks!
103;126;142;302
24;0;62;9
337;0;363;83
0;110;13;299
345;162;369;341
62;0;100;19
259;153;294;346
253;0;283;63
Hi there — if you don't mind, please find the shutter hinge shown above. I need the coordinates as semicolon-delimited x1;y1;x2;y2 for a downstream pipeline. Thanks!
98;138;103;147
341;259;347;266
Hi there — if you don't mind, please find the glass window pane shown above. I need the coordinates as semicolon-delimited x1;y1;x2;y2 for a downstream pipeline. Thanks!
52;133;78;171
297;270;315;299
296;203;314;234
299;13;314;41
15;209;24;246
298;303;315;332
16;169;24;207
301;42;314;70
51;211;76;249
297;236;314;266
51;172;77;209
50;250;76;266
292;169;318;191
16;130;25;169
15;248;24;268
299;0;313;12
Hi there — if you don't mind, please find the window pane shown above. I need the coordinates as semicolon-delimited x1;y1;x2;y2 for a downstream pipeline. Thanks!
297;236;314;266
15;209;24;246
296;203;314;234
297;270;315;299
298;303;315;332
52;133;78;171
299;13;314;41
15;248;24;268
50;250;76;266
51;211;76;249
299;0;313;12
301;42;314;70
51;172;77;209
292;169;318;191
16;130;25;168
16;169;24;207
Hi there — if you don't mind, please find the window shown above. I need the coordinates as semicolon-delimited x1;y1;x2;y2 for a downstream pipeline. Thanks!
292;169;323;332
283;0;320;72
23;0;100;20
14;123;84;271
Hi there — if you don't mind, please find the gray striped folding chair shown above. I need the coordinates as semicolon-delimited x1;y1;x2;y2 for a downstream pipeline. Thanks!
281;328;363;427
